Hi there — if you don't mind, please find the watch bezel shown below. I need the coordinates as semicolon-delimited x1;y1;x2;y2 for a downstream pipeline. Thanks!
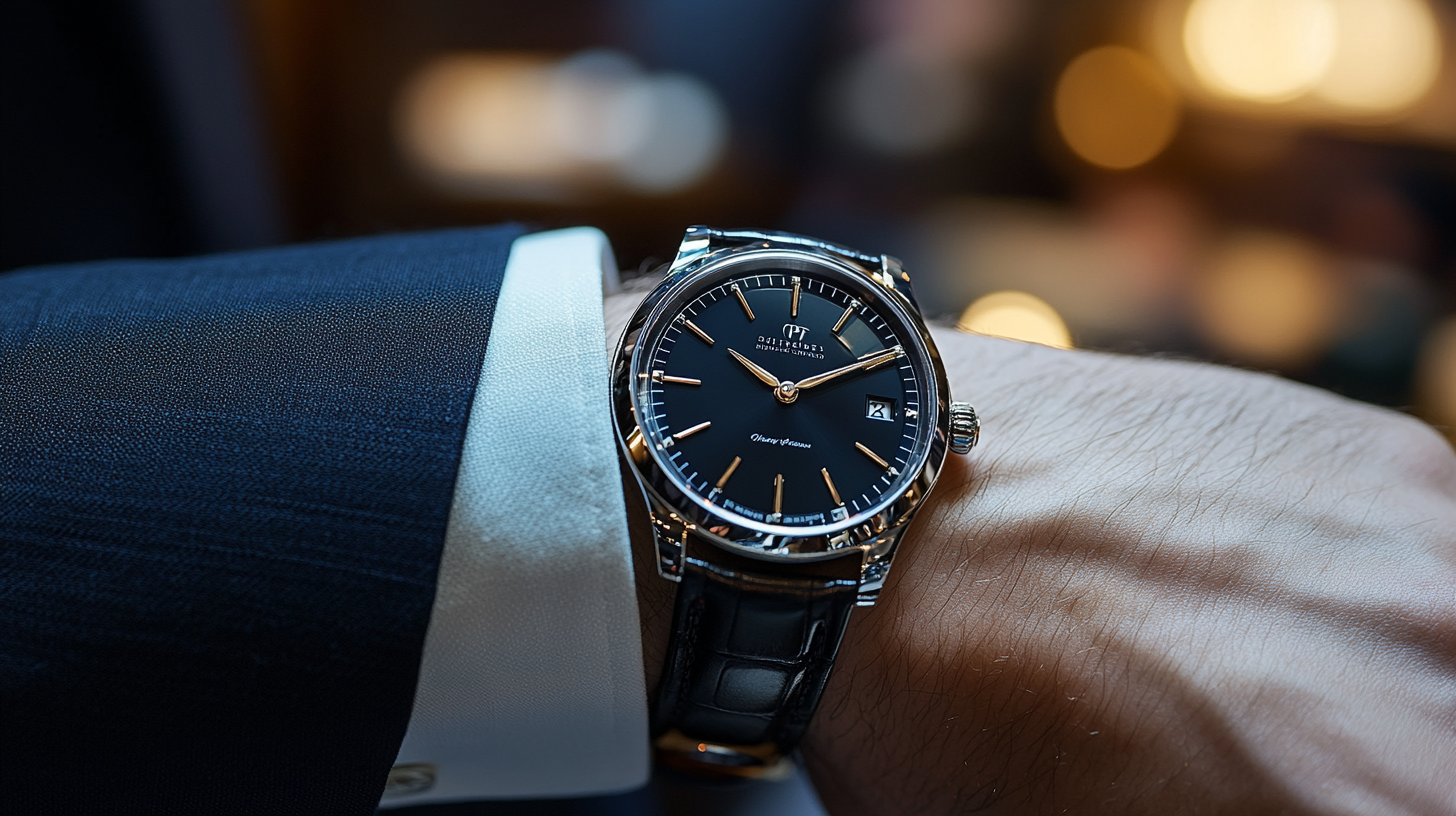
611;244;952;565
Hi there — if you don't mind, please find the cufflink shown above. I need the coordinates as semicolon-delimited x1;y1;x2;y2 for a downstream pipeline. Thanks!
383;763;436;798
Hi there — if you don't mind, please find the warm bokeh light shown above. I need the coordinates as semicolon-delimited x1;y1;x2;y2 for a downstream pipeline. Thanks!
1315;0;1442;114
1416;318;1456;436
1184;0;1338;102
957;291;1073;348
1194;232;1343;368
1054;46;1181;170
397;50;726;197
399;55;563;182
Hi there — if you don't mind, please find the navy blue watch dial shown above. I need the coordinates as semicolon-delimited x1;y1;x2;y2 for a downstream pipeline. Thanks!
640;269;932;532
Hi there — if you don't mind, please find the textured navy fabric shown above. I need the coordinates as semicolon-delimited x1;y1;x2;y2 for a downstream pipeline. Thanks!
0;226;521;814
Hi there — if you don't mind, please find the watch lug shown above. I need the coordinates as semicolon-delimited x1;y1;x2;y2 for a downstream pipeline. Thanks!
855;521;914;606
645;498;688;582
651;524;685;581
877;255;921;312
668;225;714;275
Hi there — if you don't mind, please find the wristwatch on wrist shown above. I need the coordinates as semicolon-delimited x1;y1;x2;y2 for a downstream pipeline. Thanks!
611;226;979;777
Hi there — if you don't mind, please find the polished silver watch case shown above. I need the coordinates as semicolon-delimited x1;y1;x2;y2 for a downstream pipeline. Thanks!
610;228;956;606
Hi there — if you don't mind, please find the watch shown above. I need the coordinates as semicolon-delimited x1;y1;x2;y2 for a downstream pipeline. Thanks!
611;226;979;777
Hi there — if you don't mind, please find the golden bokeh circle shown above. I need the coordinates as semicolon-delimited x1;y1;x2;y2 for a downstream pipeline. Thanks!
958;291;1073;349
1183;0;1338;102
1315;0;1442;114
1054;46;1181;171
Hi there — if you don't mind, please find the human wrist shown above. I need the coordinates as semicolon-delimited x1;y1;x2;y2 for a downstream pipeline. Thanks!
803;327;1456;814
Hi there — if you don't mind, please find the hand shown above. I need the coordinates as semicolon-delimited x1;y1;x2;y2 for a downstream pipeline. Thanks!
727;347;783;390
793;346;902;393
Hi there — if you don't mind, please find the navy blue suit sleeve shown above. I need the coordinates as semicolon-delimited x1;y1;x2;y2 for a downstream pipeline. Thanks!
0;226;522;815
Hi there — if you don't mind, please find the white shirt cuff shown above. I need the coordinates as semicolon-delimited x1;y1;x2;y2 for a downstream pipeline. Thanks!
381;227;648;807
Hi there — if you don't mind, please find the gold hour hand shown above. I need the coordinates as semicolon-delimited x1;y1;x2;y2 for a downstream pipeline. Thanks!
794;346;903;392
727;348;783;389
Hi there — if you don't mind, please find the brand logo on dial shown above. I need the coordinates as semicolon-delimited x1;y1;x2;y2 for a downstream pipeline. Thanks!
751;433;812;449
782;324;810;342
757;332;825;358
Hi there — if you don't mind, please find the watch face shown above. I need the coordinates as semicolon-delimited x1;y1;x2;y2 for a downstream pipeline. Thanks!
633;257;937;537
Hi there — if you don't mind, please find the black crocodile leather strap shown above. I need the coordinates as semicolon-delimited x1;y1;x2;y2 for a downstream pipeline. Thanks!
651;542;860;770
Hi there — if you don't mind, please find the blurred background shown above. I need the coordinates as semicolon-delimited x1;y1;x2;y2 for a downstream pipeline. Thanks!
3;1;1452;812
5;0;1455;439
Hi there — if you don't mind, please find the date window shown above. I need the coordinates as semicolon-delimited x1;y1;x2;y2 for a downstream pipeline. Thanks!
865;396;896;422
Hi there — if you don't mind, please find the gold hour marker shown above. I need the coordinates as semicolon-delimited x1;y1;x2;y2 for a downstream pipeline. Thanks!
716;456;741;489
731;283;756;321
791;276;801;318
836;334;853;352
832;301;858;334
673;421;711;440
821;467;842;506
855;441;890;469
662;375;701;386
773;473;784;515
683;319;714;346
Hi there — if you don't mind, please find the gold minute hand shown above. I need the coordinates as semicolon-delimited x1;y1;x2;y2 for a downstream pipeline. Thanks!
794;346;903;392
727;347;783;389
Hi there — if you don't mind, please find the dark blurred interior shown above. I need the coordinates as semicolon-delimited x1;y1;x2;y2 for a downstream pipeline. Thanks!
5;0;1455;439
